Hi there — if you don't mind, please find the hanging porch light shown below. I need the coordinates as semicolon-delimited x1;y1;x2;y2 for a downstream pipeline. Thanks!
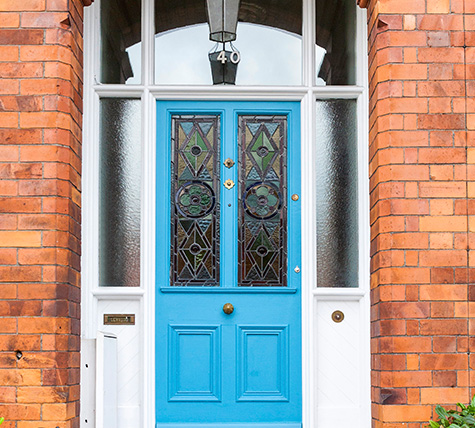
206;0;240;43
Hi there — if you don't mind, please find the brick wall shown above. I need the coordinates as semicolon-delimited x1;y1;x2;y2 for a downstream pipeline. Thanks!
363;0;475;425
1;0;475;426
0;0;87;426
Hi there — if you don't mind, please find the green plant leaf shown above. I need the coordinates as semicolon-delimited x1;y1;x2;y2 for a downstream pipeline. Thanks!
430;420;441;428
463;415;475;424
436;405;451;420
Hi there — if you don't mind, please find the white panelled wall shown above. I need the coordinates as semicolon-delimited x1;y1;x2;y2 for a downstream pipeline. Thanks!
80;1;370;427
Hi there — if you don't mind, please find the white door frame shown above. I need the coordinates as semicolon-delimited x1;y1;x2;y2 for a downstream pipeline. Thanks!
81;1;371;427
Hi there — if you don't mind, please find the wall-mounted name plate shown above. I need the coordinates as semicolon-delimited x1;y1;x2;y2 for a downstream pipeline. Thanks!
104;314;135;325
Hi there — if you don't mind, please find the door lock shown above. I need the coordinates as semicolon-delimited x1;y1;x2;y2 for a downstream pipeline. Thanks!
224;179;235;189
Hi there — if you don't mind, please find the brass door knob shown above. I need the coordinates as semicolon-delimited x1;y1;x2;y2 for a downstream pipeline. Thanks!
223;303;234;314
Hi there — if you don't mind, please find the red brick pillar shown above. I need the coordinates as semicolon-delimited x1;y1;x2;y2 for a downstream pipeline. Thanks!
362;0;474;425
0;0;89;426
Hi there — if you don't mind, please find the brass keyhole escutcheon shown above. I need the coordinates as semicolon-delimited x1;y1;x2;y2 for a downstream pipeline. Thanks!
224;179;235;190
223;303;234;315
331;310;344;323
224;158;235;168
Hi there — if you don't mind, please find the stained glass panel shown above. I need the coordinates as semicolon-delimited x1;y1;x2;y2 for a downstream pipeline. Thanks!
238;116;287;287
171;116;220;286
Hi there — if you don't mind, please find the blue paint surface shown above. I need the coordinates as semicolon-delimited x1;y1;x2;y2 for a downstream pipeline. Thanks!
156;101;301;427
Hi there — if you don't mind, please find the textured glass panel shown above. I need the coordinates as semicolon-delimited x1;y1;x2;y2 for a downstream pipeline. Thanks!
99;99;141;286
100;0;141;84
154;0;302;85
316;100;358;287
171;116;220;286
238;116;287;287
316;0;356;85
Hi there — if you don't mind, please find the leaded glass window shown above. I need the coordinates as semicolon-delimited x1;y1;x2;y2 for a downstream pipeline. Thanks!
171;116;220;286
238;116;288;287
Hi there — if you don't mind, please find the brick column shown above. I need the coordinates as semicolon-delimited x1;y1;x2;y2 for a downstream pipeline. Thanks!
0;0;89;426
363;0;473;426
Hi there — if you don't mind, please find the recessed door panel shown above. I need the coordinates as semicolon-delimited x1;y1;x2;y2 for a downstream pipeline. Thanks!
156;101;301;427
168;325;221;401
237;326;289;401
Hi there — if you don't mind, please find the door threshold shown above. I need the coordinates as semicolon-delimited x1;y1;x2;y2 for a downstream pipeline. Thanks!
156;424;301;428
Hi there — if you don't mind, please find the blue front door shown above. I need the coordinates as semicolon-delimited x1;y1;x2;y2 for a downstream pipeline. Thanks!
156;101;301;427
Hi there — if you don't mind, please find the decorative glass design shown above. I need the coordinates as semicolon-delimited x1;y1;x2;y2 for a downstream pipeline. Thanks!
238;116;287;286
171;116;220;286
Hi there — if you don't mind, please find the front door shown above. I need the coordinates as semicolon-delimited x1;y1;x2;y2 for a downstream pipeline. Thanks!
156;101;301;427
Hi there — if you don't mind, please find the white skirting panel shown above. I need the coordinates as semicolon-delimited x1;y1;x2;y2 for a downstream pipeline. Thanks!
96;299;143;428
315;298;368;426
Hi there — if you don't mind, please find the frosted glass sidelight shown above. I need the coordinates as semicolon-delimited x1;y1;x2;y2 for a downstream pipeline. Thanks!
100;0;141;84
316;0;356;85
316;100;358;287
99;99;141;287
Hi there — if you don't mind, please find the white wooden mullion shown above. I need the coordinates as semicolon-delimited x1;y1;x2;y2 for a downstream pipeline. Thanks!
300;87;316;428
142;88;156;428
302;0;315;87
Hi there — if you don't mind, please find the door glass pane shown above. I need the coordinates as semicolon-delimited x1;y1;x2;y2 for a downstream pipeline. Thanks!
238;116;287;286
316;100;358;287
155;0;302;85
99;99;141;286
100;0;141;84
316;0;356;85
171;116;221;286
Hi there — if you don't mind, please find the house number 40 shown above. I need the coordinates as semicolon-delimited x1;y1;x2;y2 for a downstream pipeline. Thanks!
217;50;241;64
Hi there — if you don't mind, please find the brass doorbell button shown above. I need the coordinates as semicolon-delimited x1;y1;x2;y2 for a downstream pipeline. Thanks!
331;310;344;323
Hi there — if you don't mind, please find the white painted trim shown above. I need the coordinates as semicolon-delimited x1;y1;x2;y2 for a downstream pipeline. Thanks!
314;288;366;298
92;288;145;299
93;85;364;99
300;89;316;428
82;2;99;340
356;5;372;427
142;89;157;428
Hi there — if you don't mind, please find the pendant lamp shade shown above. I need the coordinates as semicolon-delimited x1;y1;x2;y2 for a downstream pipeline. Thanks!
206;0;240;43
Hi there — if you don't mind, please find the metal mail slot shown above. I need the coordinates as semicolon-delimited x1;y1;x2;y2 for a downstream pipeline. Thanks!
103;314;135;325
